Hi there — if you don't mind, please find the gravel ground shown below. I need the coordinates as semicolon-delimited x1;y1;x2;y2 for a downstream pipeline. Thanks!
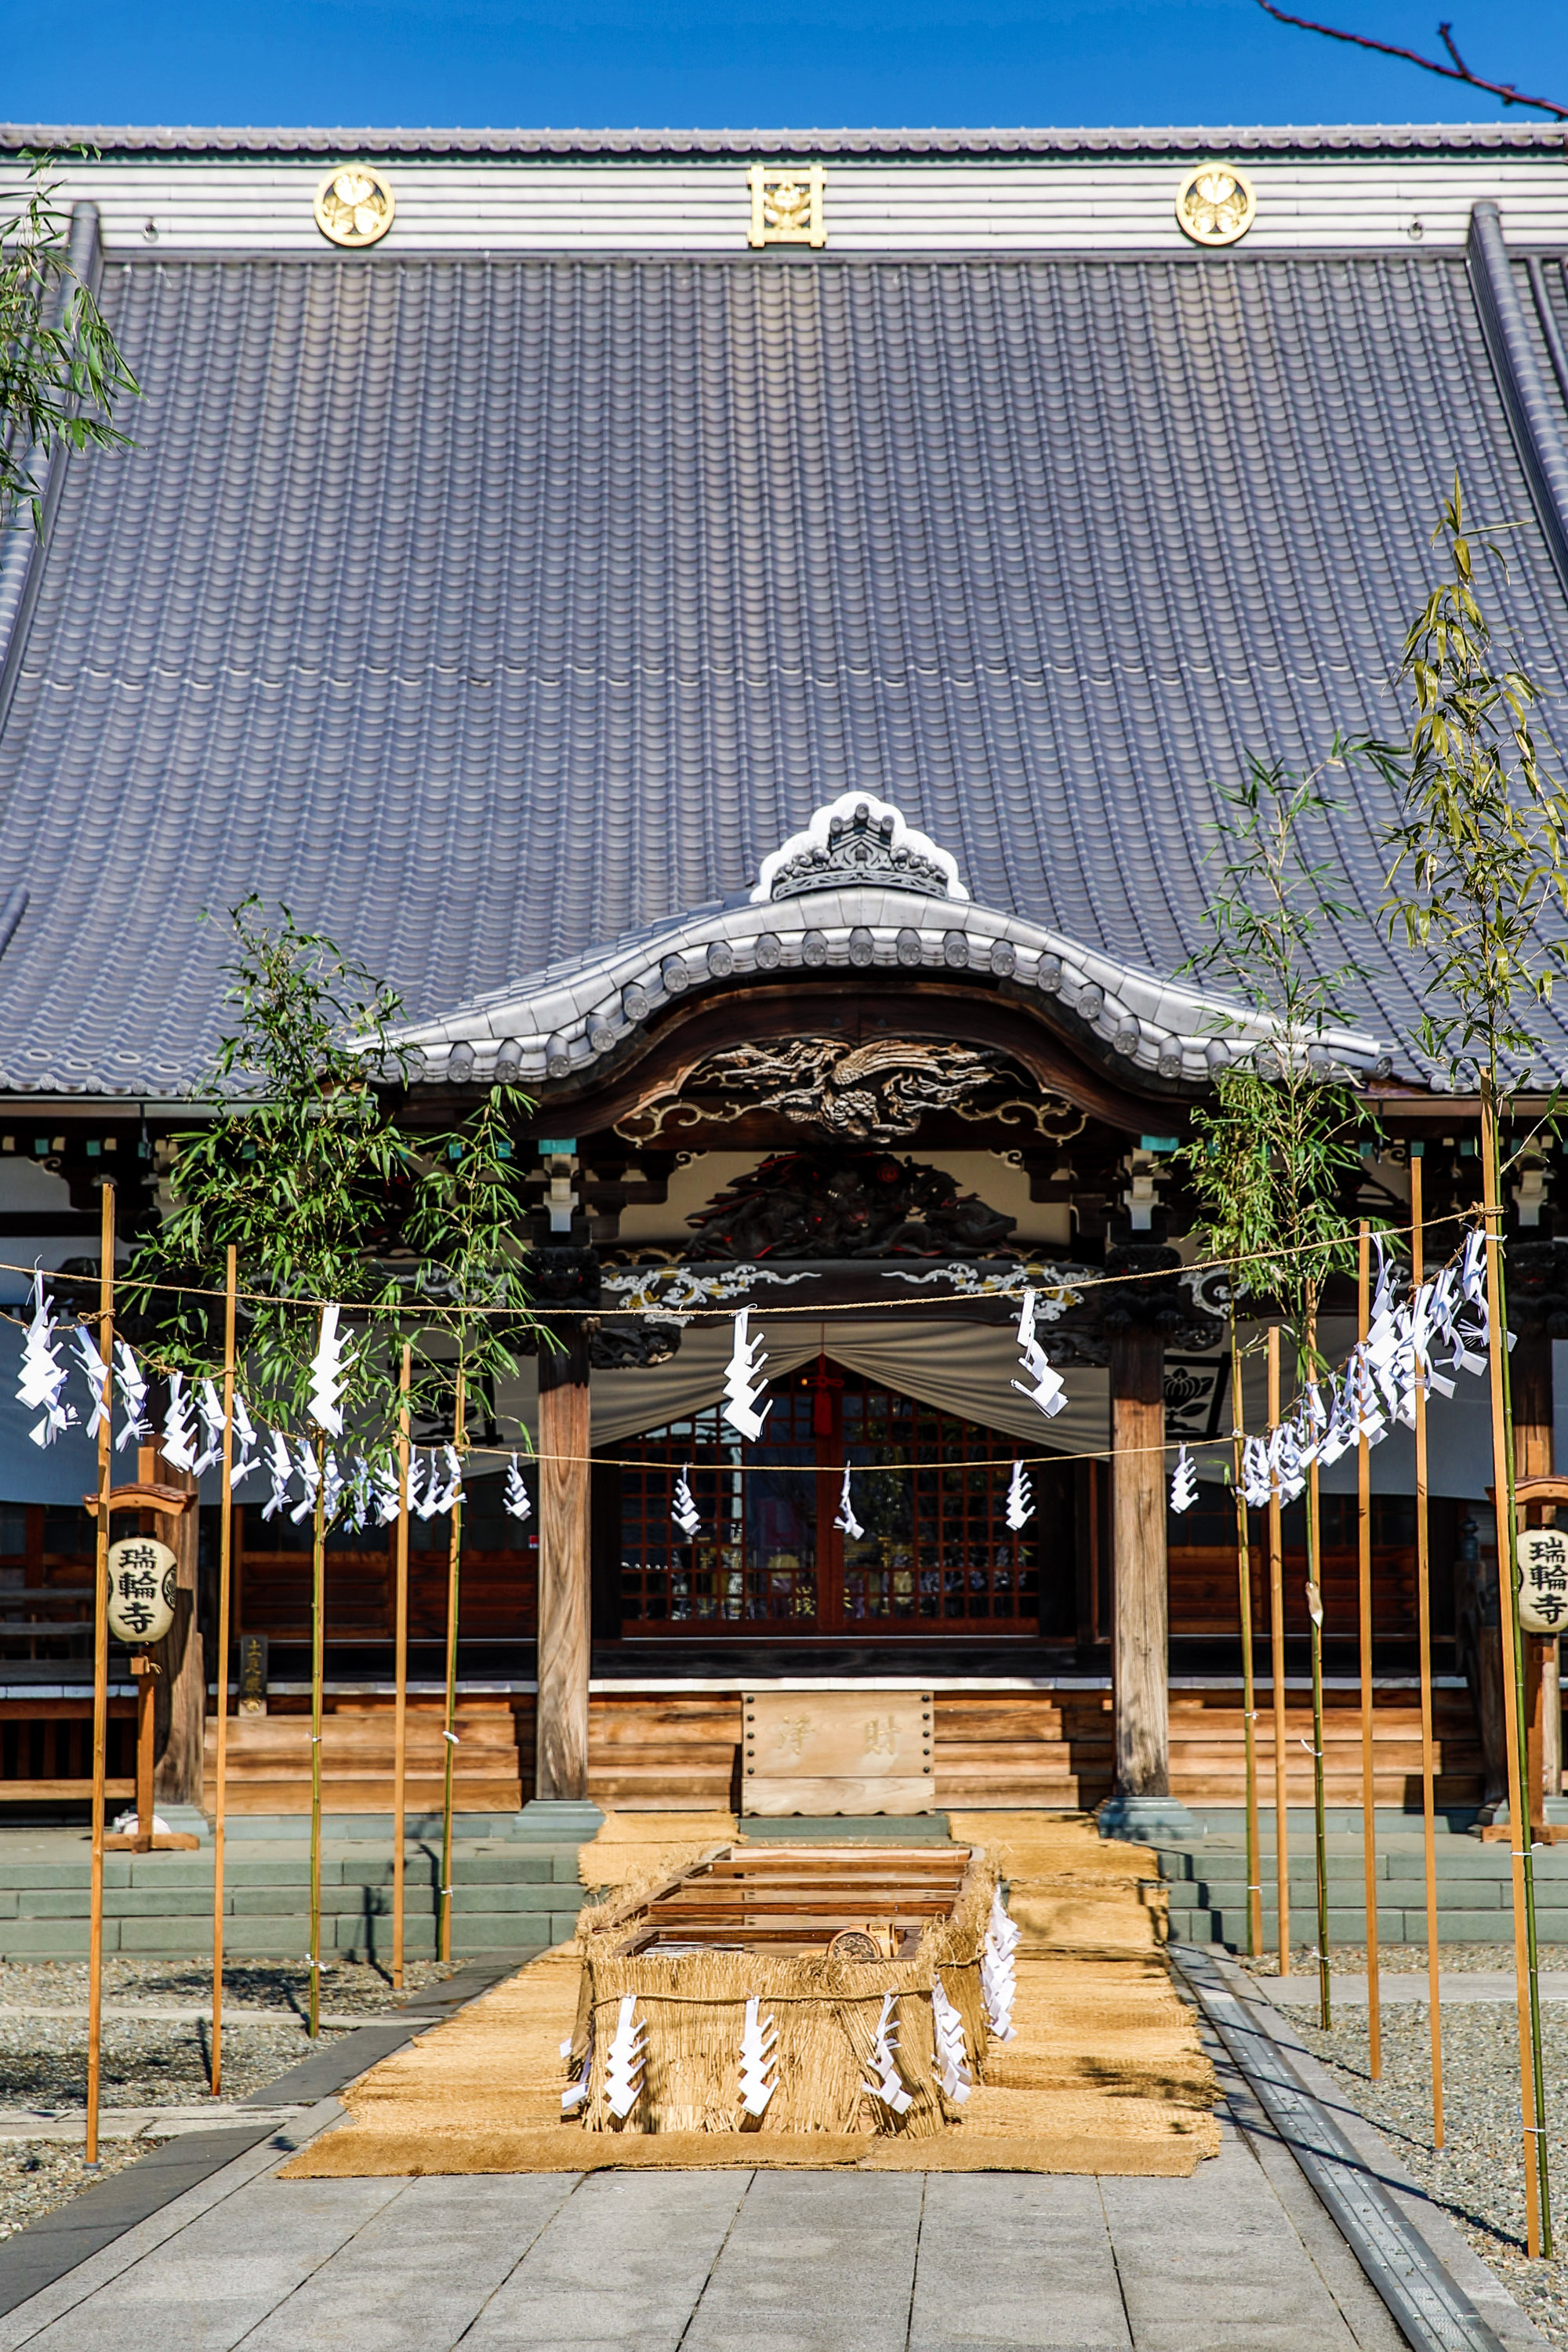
1243;1942;1568;1976
1243;1958;1568;2345
0;1958;459;2245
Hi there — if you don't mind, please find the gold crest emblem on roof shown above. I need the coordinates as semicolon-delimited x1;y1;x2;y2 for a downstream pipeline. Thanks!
314;165;397;249
748;163;826;249
1174;163;1255;248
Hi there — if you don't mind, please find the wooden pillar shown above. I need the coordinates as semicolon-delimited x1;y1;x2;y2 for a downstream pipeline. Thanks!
1109;1329;1170;1803
535;1323;592;1804
147;1439;203;1809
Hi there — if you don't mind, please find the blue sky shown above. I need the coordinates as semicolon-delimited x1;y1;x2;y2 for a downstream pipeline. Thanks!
5;0;1567;132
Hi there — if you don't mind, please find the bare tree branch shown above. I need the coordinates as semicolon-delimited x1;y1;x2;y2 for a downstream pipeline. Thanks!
1252;2;1568;121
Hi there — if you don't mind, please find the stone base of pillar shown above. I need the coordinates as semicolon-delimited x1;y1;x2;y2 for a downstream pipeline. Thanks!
1097;1793;1198;1843
516;1798;605;1841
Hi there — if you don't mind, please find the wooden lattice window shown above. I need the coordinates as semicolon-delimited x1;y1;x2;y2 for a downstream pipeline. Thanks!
618;1361;1040;1635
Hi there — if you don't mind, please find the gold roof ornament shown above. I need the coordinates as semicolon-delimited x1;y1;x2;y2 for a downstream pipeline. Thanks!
748;162;826;249
1174;162;1256;248
314;164;396;249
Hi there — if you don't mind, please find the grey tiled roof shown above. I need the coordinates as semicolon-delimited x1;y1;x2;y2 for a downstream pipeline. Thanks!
2;238;1567;1098
2;122;1563;159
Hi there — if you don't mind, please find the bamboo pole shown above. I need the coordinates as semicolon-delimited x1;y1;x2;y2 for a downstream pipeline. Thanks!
85;1181;115;2168
308;1424;326;2040
1268;1325;1290;1972
1486;1091;1542;2249
1356;1224;1381;2079
210;1246;238;2096
440;1368;466;1966
392;1344;411;1991
1410;1155;1443;2147
1305;1294;1331;2031
1230;1333;1261;1958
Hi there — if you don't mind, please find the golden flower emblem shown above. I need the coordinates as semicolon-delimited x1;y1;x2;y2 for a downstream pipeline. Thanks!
314;164;396;249
1174;163;1256;248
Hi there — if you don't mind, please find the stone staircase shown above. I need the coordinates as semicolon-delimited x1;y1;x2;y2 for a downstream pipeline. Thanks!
0;1813;586;1962
1159;1808;1568;1947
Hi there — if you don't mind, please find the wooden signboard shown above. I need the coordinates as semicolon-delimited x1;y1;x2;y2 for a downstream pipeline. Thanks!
742;1690;935;1816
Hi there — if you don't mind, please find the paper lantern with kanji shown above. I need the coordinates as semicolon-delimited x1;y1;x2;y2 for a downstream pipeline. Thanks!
105;1537;177;1646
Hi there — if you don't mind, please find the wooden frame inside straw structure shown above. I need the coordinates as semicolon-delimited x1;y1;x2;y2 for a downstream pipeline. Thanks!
1409;1156;1443;2145
392;1344;411;1990
1267;1326;1289;1972
85;1181;115;2168
1356;1224;1381;2079
440;1369;466;1966
210;1245;238;2095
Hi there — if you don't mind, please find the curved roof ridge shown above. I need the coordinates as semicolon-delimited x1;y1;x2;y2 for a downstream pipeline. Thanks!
1;121;1563;162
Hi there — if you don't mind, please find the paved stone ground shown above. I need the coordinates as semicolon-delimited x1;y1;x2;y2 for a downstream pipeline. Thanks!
0;2103;1421;2352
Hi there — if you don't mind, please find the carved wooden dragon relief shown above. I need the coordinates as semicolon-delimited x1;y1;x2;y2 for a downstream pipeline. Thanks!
614;1036;1085;1146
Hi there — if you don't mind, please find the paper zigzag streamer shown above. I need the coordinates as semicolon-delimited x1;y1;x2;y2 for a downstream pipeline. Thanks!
230;1393;260;1489
160;1373;198;1474
373;1455;403;1526
604;1994;646;2120
1005;1459;1033;1531
194;1379;227;1477
19;1272;74;1449
721;1308;771;1440
862;1991;914;2114
1169;1446;1198;1515
931;1977;973;2103
1011;1287;1067;1419
73;1326;111;1440
561;2024;593;2116
739;1994;779;2118
263;1430;293;1521
289;1439;320;1526
833;1465;864;1541
505;1454;533;1523
981;1888;1020;2042
114;1341;151;1453
307;1304;354;1438
672;1467;701;1540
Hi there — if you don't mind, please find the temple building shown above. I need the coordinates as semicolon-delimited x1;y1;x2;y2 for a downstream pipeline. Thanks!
2;121;1567;1833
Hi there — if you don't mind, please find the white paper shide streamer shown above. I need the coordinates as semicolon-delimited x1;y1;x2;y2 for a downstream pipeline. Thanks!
1011;1287;1067;1420
1169;1446;1197;1515
1005;1459;1033;1532
738;1994;779;2118
833;1465;864;1541
931;1977;973;2103
505;1454;533;1523
307;1303;354;1437
114;1341;151;1453
604;1994;646;2121
73;1325;111;1439
672;1466;701;1540
561;2024;593;2115
19;1274;74;1450
862;1991;914;2114
982;1888;1020;2043
721;1308;771;1440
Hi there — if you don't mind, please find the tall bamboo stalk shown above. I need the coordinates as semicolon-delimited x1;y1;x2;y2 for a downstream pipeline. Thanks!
1268;1326;1290;1971
308;1424;327;2040
392;1344;411;1990
210;1245;238;2095
1305;1292;1330;2030
1480;1091;1551;2255
1230;1334;1261;1958
1410;1154;1443;2146
1356;1225;1381;2078
85;1181;115;2167
440;1368;466;1965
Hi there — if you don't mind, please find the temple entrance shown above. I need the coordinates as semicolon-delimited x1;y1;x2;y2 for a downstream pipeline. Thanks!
615;1360;1043;1636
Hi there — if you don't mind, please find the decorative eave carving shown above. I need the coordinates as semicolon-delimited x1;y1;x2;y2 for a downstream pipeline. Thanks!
375;793;1389;1094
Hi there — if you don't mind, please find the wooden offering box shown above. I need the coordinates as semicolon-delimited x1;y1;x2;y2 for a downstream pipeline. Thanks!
568;1842;1004;2139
